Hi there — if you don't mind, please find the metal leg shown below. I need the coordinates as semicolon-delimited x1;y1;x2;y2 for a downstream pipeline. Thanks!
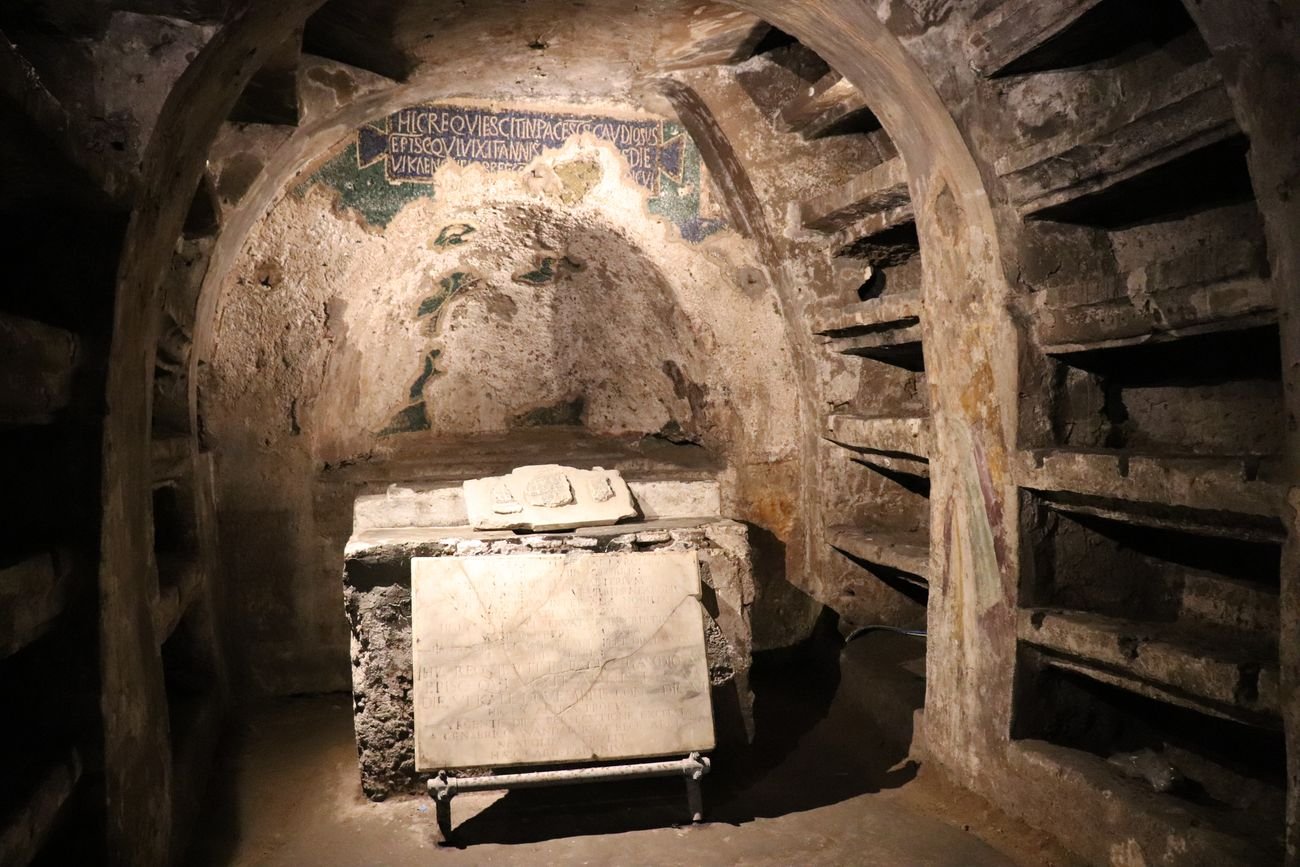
435;795;453;842
684;751;706;823
685;775;704;823
431;770;455;843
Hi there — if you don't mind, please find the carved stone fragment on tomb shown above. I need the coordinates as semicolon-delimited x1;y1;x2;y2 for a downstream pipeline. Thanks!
463;464;636;530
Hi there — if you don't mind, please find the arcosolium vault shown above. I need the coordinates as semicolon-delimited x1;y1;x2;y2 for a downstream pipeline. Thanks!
203;102;802;692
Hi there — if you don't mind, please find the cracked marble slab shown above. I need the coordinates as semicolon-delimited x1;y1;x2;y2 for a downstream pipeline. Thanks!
412;550;714;769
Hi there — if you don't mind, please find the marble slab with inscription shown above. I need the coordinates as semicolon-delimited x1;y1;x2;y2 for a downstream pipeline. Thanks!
412;550;714;769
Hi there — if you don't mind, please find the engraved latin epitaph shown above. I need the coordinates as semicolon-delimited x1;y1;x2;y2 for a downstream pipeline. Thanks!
411;551;715;769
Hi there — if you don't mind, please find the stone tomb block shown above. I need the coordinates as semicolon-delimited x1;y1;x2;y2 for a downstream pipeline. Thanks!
344;520;753;798
412;550;715;769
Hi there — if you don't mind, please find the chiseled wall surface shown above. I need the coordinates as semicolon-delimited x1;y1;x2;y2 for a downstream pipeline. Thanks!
202;101;806;694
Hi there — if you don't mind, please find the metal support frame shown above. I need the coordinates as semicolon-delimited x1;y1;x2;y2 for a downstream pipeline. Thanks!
427;752;711;841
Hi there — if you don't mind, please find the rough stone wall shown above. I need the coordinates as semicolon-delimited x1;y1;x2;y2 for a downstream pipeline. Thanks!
343;519;754;798
633;2;1298;864
724;2;1295;865
78;6;324;865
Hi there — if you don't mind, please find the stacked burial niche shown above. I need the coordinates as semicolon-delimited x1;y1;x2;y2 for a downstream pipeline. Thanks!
994;1;1289;858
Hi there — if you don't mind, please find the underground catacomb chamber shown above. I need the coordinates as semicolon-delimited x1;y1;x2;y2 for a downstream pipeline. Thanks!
0;2;1297;865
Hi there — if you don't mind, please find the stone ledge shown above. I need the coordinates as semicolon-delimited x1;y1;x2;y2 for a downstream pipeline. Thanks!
1019;608;1279;724
352;479;722;532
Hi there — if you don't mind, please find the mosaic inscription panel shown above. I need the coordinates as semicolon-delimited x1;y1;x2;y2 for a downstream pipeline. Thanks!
301;103;727;238
358;105;684;192
412;550;714;769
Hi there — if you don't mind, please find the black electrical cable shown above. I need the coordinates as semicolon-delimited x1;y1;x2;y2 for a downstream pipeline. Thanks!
844;624;927;644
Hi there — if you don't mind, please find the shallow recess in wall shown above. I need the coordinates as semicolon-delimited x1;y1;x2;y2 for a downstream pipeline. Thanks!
1046;325;1284;456
1012;656;1284;858
1030;135;1255;229
995;0;1208;78
1021;492;1281;637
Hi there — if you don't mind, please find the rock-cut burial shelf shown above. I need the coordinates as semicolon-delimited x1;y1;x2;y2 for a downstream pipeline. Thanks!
0;550;73;661
997;61;1238;219
1021;448;1287;531
827;524;930;583
1018;608;1279;727
778;70;875;140
966;0;1107;77
153;554;205;645
151;436;195;487
0;749;82;867
1005;739;1275;865
817;321;924;372
824;413;931;464
812;291;925;369
826;331;924;370
800;157;911;233
799;157;918;268
0;312;80;428
1035;276;1277;355
811;291;921;337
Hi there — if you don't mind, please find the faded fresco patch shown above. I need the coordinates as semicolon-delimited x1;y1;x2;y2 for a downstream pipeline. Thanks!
433;223;476;247
379;270;476;436
297;104;725;242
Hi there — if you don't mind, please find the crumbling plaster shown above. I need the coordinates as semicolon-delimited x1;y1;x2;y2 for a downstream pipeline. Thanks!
208;135;791;458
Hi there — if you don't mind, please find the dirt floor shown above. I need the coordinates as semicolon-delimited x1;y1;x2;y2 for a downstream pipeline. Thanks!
187;628;1082;866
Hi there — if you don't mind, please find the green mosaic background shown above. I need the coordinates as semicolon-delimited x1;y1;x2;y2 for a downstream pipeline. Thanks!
296;115;724;242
